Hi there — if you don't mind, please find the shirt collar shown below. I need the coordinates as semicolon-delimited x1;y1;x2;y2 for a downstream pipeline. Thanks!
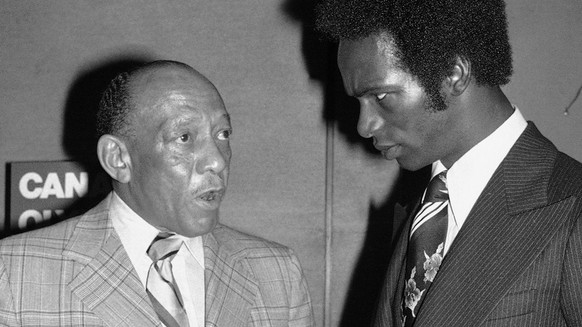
432;106;528;227
109;191;205;283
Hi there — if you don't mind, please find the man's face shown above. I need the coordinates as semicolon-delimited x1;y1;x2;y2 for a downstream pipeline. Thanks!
122;67;231;237
337;34;463;170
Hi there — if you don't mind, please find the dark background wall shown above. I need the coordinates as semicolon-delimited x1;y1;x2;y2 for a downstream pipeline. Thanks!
1;1;580;326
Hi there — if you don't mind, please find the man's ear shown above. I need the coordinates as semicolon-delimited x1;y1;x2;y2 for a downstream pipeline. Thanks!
444;55;471;96
97;134;132;184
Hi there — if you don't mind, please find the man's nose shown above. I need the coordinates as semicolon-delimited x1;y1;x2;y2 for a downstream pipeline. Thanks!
195;139;229;175
357;102;382;139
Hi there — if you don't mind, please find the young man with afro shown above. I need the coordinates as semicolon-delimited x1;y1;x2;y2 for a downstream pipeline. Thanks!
316;1;582;326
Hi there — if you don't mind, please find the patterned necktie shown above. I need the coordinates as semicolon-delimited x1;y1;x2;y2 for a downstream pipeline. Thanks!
402;171;448;326
146;232;190;327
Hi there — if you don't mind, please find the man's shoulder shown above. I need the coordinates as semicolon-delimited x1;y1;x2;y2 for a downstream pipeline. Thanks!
207;224;306;284
0;216;82;254
550;151;582;196
0;196;111;256
520;123;582;196
209;224;294;259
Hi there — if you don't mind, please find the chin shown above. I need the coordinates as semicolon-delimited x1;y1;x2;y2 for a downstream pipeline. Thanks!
180;214;218;238
397;159;427;172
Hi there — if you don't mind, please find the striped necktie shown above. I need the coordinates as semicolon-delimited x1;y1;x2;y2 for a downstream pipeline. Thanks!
403;170;448;326
146;232;190;327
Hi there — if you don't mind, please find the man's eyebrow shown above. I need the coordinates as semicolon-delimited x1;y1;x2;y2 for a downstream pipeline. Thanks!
352;89;368;98
352;86;381;98
353;84;402;98
222;113;231;123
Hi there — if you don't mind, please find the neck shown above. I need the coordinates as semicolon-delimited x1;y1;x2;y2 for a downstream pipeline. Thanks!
468;85;514;135
440;85;514;168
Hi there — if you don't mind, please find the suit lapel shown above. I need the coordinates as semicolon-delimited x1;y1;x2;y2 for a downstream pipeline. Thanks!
375;193;424;327
414;123;573;326
65;195;160;327
204;226;257;326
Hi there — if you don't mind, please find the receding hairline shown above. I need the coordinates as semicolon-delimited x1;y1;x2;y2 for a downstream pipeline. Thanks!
126;60;223;110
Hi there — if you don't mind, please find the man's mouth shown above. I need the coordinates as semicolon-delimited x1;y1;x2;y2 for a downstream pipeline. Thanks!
375;144;400;160
374;143;396;152
197;189;224;202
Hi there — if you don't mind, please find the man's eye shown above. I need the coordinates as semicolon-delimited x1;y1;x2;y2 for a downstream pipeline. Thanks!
217;129;232;141
375;93;388;101
178;134;190;143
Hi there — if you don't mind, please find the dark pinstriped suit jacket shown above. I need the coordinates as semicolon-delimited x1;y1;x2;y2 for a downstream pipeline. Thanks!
374;122;582;327
0;194;314;326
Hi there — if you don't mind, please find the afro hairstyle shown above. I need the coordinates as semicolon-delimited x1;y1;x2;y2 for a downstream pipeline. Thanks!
316;0;513;109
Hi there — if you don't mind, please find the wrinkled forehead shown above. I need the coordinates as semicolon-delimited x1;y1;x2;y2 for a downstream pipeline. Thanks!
131;66;227;115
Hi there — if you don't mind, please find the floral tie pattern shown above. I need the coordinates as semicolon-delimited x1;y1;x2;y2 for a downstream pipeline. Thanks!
403;171;448;326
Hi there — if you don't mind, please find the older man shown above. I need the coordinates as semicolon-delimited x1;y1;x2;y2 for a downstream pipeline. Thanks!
0;60;314;327
316;0;582;326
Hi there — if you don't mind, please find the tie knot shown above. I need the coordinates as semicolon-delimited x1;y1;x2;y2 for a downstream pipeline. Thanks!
147;232;184;262
424;170;448;203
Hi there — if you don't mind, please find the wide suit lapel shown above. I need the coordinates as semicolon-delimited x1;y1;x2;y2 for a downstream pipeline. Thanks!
375;169;430;327
412;123;576;326
204;225;258;326
65;195;161;327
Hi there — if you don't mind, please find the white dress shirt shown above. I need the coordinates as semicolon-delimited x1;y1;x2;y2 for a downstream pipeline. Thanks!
110;192;205;327
430;106;528;256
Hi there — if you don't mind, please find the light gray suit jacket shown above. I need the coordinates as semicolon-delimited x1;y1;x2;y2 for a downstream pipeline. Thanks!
0;195;314;326
375;123;582;326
